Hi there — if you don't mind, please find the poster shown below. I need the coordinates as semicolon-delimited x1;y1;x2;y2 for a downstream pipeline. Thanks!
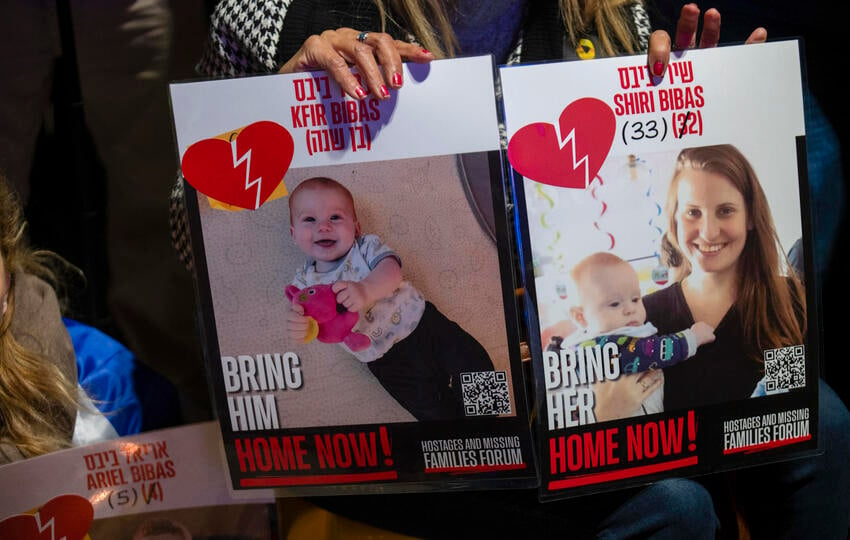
0;421;276;538
500;40;820;500
169;56;536;495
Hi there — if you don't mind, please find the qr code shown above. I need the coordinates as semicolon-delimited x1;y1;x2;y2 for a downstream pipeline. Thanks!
460;371;511;416
763;345;806;392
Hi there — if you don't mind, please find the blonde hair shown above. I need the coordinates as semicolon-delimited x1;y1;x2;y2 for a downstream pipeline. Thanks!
373;0;641;59
0;175;79;458
662;145;805;361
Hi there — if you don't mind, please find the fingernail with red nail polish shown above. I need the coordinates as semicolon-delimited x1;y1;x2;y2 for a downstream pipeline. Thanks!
421;49;431;55
392;73;403;86
379;85;389;97
355;86;367;98
653;61;663;76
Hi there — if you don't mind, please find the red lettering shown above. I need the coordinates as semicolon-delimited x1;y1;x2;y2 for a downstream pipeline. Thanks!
627;417;686;461
315;434;335;468
313;432;379;469
345;101;358;123
693;86;704;107
582;430;607;468
643;422;660;458
348;432;378;467
550;436;566;474
368;98;381;120
330;102;343;124
658;86;703;112
293;78;317;101
269;435;311;471
660;417;685;455
235;438;257;473
550;428;620;473
254;438;272;471
567;434;582;471
333;433;353;467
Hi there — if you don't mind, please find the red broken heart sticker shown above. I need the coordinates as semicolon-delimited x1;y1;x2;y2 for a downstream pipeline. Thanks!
181;120;294;210
507;97;616;189
0;494;94;540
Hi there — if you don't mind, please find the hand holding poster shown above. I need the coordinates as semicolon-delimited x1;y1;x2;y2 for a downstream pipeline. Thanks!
169;56;536;495
500;40;820;500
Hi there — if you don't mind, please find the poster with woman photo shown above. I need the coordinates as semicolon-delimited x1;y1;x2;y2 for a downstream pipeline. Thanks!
500;40;820;500
169;56;536;496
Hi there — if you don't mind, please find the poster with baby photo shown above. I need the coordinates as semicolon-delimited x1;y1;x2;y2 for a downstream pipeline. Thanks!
500;40;820;500
169;56;537;495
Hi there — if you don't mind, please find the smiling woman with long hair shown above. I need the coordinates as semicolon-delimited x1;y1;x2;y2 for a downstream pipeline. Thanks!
650;144;806;409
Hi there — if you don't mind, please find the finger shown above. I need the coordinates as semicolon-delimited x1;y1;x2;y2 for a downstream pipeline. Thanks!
636;372;661;392
637;370;660;384
346;32;393;99
396;40;436;63
344;31;432;97
644;377;663;394
746;27;768;44
675;3;700;50
365;33;404;91
280;33;369;99
647;30;672;77
290;303;305;316
362;34;434;77
698;8;721;48
331;281;347;294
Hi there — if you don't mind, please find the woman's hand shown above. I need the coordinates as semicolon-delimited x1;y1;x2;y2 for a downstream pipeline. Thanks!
647;3;767;77
278;28;434;100
592;371;663;422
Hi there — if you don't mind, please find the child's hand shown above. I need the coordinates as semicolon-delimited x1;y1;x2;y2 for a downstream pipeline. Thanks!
691;321;716;346
332;280;369;312
285;302;311;342
592;371;663;422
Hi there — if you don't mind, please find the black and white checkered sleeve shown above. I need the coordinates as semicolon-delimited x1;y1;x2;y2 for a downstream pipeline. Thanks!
196;0;292;77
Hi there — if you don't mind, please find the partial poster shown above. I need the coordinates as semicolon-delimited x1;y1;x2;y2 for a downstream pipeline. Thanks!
0;421;276;538
500;40;820;500
169;55;537;495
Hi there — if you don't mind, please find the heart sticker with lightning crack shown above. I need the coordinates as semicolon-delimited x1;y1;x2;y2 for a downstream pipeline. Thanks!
181;120;294;210
0;494;94;540
507;98;615;189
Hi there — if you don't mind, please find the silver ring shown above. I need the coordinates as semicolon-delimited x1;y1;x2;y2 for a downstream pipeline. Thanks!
357;31;370;43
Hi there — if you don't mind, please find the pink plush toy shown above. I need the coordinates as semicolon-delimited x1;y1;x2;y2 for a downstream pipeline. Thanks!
285;284;371;351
